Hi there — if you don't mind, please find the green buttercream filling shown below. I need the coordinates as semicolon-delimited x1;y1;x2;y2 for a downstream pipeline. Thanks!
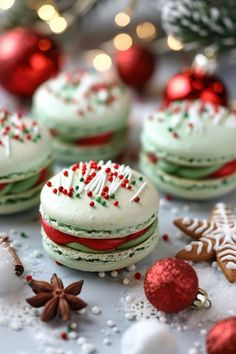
154;157;222;180
66;220;157;253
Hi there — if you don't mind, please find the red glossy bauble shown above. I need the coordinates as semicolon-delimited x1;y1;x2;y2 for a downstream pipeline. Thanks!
206;317;236;354
115;45;156;89
164;69;227;106
0;28;62;97
144;258;198;313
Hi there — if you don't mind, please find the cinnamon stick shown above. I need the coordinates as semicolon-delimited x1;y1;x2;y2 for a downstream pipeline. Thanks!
0;235;24;276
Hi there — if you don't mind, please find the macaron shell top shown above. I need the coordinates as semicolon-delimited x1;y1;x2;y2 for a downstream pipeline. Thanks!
33;70;131;134
142;100;236;165
40;161;159;232
0;110;52;180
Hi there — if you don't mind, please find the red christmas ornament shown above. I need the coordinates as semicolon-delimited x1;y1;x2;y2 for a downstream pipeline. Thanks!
164;69;227;106
206;317;236;354
0;28;62;97
115;45;156;89
144;258;198;313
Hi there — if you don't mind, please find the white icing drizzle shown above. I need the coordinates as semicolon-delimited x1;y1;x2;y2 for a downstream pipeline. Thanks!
195;220;208;233
2;135;11;157
187;218;199;231
129;182;147;202
182;217;191;225
184;203;236;271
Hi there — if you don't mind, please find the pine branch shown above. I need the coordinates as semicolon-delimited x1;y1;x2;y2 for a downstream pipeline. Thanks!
161;0;236;53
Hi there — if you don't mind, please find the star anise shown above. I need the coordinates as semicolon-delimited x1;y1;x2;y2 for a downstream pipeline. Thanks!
26;273;87;322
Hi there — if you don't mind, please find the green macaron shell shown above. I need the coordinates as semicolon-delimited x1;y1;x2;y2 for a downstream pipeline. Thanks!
142;100;236;167
140;153;236;200
158;158;222;179
65;219;158;253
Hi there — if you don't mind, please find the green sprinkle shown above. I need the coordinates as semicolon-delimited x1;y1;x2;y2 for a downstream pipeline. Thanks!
131;180;136;185
75;186;79;190
168;127;173;132
110;193;115;199
80;177;84;182
102;200;106;206
183;112;188;118
76;193;80;198
20;232;28;238
96;196;101;203
139;176;143;181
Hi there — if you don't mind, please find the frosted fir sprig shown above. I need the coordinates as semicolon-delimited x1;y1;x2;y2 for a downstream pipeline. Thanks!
161;0;236;52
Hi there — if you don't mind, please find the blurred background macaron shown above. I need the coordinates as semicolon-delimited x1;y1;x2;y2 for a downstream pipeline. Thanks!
40;160;159;272
32;70;131;163
140;99;236;200
0;109;53;214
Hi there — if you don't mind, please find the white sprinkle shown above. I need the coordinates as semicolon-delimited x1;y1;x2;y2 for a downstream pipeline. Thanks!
81;343;96;354
68;331;77;340
127;264;136;272
110;270;118;278
200;329;207;336
103;338;111;346
125;296;132;303
77;337;87;345
70;322;77;330
112;326;120;333
106;320;115;327
129;182;147;202
159;316;167;323
123;278;130;285
91;306;101;315
212;261;218;268
98;272;105;278
125;313;134;320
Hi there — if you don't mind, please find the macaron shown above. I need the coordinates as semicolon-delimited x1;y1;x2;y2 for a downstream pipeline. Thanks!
32;70;130;162
0;109;53;214
40;160;159;272
140;100;236;200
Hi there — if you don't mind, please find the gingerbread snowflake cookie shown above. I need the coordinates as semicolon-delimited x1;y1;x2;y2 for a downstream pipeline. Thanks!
174;203;236;283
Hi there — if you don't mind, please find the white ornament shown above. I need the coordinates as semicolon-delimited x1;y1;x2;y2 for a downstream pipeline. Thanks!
121;319;178;354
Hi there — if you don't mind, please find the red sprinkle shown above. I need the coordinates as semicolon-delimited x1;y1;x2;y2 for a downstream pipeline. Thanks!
58;186;63;192
121;182;126;188
134;272;142;280
103;186;109;192
55;261;63;266
47;181;52;187
165;194;172;201
60;332;68;341
114;201;119;207
162;234;169;242
87;191;93;197
53;188;57;194
63;189;68;195
26;275;32;282
68;191;73;197
90;201;95;207
105;168;111;173
114;164;119;169
104;194;109;200
108;176;113;182
172;131;179;139
63;171;68;177
119;175;124;180
127;185;132;190
134;197;140;203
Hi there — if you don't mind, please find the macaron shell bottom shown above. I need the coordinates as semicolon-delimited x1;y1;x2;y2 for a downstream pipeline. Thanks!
0;191;40;214
42;229;159;272
140;154;236;200
52;132;127;163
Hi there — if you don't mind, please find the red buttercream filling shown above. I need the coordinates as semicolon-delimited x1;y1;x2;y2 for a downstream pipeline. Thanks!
74;132;114;146
42;217;152;251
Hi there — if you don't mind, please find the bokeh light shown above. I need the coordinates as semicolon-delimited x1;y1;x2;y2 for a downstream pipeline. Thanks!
93;53;112;72
114;33;132;51
167;35;184;51
136;22;156;41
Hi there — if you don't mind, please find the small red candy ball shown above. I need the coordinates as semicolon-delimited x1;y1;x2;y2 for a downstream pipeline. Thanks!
0;27;62;97
115;45;156;89
144;258;198;313
164;69;227;106
206;317;236;354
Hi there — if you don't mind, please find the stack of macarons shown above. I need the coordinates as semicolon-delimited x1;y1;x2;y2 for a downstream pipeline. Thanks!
32;70;130;163
40;160;159;271
140;99;236;200
0;109;53;214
